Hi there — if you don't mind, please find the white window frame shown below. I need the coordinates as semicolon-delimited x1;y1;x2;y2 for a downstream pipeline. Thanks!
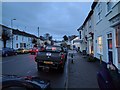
96;2;102;24
97;36;103;55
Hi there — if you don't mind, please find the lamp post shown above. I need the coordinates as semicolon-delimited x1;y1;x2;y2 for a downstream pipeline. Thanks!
11;19;16;49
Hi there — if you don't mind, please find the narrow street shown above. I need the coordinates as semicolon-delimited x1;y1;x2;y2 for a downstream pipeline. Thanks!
2;53;67;88
2;50;101;88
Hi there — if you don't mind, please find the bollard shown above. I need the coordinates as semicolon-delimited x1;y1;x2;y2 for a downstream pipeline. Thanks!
100;55;102;64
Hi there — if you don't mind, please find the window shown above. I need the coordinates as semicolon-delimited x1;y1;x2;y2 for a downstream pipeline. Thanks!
97;36;103;54
16;43;18;48
16;36;18;40
107;33;112;49
79;31;81;39
107;0;112;12
88;18;92;28
96;3;102;23
116;26;120;47
108;39;112;49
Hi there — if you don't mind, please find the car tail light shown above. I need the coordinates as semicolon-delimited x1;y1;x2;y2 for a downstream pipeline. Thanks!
36;49;38;52
61;54;65;59
59;60;63;64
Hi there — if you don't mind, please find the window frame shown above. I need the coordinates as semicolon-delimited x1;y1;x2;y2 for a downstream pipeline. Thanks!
96;2;102;24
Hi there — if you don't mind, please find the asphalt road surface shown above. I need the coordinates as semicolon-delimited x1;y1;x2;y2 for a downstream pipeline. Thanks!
2;53;68;88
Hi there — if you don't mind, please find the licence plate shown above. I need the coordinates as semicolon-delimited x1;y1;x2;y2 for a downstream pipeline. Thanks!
44;61;53;64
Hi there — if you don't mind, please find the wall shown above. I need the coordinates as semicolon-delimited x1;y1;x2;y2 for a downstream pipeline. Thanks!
93;1;119;66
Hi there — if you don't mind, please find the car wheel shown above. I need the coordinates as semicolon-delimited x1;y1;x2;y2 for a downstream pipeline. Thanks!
59;66;64;73
15;53;17;55
5;53;8;57
37;63;42;72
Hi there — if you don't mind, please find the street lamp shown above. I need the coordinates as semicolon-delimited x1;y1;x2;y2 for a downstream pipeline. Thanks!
11;18;16;49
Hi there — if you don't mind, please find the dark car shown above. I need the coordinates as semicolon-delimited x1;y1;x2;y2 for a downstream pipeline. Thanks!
1;75;51;90
2;47;17;57
35;45;66;72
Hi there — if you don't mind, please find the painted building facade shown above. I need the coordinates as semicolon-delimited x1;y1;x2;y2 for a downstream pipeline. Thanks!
77;0;120;70
93;1;120;69
0;24;39;50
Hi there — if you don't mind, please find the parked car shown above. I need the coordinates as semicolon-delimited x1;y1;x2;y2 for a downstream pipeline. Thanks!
35;45;66;72
29;47;39;55
0;48;2;56
1;75;51;89
16;48;29;54
2;47;17;57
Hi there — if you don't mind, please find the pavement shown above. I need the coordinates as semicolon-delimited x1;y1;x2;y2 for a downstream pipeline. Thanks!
67;50;100;88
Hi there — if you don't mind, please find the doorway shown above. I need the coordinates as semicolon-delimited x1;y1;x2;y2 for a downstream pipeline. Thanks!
107;33;113;63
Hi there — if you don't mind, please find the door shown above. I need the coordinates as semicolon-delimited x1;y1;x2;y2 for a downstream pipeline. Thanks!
108;51;113;63
107;33;113;63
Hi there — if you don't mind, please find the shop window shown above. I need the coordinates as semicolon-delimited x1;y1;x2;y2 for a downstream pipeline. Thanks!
97;36;103;54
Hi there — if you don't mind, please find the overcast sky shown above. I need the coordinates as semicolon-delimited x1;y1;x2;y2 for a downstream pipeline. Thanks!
2;2;93;40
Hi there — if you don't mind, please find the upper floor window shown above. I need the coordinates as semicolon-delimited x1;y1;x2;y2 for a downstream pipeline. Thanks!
107;0;112;12
16;36;18;40
96;2;102;23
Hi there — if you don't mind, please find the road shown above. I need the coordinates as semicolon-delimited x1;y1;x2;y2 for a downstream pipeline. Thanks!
2;53;68;88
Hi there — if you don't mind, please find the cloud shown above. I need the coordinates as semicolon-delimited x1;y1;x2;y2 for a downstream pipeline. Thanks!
2;2;92;40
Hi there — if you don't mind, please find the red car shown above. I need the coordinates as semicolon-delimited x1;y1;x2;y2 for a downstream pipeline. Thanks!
29;47;39;55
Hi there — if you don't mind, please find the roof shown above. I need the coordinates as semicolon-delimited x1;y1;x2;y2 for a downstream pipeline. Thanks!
77;0;98;31
13;29;38;38
91;0;98;10
1;24;38;38
83;10;93;26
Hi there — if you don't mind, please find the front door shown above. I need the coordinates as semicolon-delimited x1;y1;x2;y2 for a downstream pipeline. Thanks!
107;33;113;63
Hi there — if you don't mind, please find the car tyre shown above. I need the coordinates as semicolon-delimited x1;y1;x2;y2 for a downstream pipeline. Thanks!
59;66;64;73
37;63;42;72
5;53;8;57
15;53;17;55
